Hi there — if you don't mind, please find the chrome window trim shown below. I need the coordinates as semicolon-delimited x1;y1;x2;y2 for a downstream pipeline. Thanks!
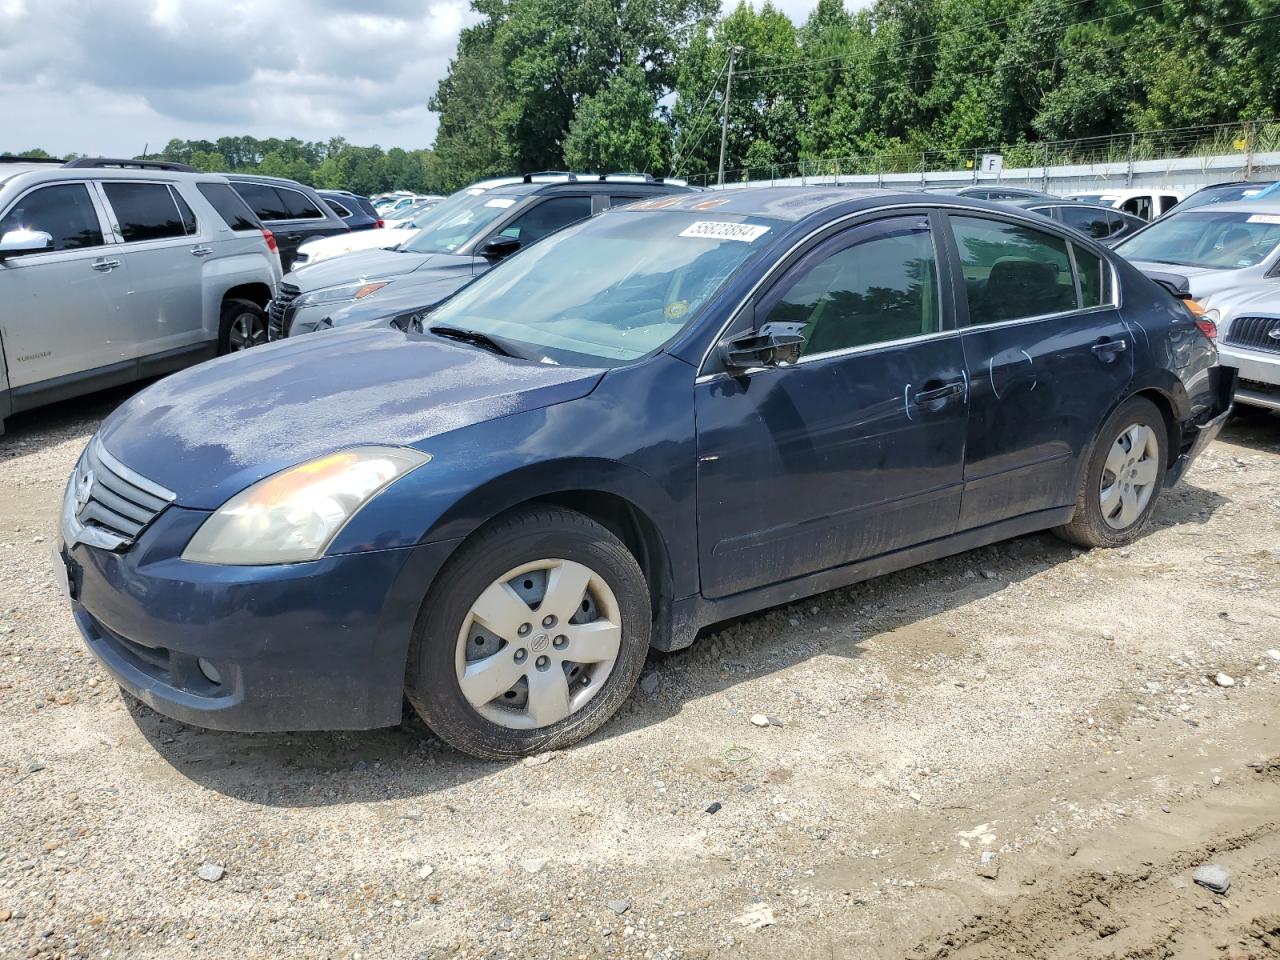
694;200;1122;379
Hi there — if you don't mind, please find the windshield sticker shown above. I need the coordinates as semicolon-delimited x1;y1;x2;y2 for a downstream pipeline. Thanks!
679;221;770;243
485;198;517;208
1246;214;1280;225
664;300;689;319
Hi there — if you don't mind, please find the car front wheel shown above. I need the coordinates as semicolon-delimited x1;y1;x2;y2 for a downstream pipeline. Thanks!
405;506;651;759
1055;396;1167;548
217;298;268;354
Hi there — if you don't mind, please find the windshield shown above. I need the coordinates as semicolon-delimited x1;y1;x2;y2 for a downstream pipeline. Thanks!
424;209;780;365
1117;210;1280;269
398;188;529;255
1068;194;1114;204
1179;183;1275;211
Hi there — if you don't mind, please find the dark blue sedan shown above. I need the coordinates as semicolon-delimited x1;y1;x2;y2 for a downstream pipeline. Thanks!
55;188;1233;759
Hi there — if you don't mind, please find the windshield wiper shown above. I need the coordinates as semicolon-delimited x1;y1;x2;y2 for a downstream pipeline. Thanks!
428;324;523;358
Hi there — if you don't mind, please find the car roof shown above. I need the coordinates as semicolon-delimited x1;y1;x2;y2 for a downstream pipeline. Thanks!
1165;200;1280;215
222;172;318;190
610;186;929;221
0;165;229;188
1007;198;1113;209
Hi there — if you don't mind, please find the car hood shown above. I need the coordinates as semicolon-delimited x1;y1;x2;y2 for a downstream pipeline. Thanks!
286;247;442;290
97;327;604;509
327;272;477;328
298;228;410;263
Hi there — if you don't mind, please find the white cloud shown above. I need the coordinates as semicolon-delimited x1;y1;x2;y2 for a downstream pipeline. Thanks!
0;0;867;158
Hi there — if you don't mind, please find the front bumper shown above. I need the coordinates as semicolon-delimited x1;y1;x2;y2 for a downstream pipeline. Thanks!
1218;343;1280;410
58;505;459;732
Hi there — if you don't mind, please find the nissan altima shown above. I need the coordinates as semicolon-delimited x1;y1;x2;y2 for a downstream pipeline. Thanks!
55;188;1233;759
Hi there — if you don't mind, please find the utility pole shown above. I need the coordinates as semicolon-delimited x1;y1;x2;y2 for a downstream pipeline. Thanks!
717;46;740;188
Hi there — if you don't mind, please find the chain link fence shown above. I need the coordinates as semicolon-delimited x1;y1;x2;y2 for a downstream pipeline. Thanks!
686;119;1280;188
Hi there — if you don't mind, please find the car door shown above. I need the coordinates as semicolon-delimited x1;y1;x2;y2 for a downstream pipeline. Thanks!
943;213;1134;530
96;180;206;358
694;213;969;599
0;181;132;390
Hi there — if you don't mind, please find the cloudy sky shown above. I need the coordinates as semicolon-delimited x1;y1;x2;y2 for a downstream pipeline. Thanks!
0;0;850;158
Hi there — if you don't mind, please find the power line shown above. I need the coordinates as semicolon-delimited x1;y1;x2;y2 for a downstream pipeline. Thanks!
672;53;730;174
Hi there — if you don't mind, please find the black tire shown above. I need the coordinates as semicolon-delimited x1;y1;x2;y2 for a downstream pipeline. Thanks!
1054;396;1167;549
216;298;268;355
405;506;650;760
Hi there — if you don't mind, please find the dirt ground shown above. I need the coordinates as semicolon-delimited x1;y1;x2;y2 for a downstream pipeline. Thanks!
1;386;1278;960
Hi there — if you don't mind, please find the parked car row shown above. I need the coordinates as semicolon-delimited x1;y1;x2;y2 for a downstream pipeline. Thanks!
52;183;1234;759
0;156;283;429
272;173;694;339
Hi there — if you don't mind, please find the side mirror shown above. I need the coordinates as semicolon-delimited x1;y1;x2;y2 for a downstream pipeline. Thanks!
0;229;53;260
477;235;521;260
720;321;807;370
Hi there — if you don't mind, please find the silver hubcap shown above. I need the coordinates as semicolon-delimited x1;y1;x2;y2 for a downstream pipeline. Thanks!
228;312;266;351
455;559;622;730
1100;422;1159;530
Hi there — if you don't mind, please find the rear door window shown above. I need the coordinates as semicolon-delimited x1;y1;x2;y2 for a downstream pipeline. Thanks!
196;183;260;231
497;196;593;245
278;188;325;220
101;181;185;242
1058;205;1111;240
232;182;290;222
0;183;105;252
949;215;1078;323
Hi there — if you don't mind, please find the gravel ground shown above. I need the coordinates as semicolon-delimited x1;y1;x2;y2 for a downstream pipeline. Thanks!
1;387;1279;960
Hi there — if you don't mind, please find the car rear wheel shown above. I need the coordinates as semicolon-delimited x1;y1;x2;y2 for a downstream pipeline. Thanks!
405;506;650;759
217;298;268;354
1054;396;1167;548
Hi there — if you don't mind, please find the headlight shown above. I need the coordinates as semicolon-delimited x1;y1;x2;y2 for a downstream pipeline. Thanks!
293;280;390;309
182;446;430;565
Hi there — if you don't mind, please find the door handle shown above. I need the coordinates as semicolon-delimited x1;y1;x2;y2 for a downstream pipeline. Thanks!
190;245;214;257
1092;338;1128;360
90;259;121;272
912;379;965;405
285;234;303;242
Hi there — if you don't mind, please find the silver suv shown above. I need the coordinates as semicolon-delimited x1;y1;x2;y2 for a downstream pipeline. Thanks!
0;158;282;435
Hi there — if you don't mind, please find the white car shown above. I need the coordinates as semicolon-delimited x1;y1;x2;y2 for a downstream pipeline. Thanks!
1205;284;1280;411
1066;188;1185;221
293;184;518;267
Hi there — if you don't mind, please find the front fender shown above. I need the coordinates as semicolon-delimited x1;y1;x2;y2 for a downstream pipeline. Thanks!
326;354;700;596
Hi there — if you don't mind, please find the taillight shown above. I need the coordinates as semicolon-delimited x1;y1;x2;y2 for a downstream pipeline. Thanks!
1196;310;1219;341
375;219;385;229
262;228;278;254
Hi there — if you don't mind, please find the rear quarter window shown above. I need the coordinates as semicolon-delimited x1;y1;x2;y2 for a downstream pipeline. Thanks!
197;182;260;231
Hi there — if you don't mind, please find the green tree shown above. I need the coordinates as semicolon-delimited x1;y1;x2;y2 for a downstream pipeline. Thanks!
564;65;671;171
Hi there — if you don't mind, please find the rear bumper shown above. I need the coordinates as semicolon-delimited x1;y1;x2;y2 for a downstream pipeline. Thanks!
1165;366;1235;487
59;505;460;731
